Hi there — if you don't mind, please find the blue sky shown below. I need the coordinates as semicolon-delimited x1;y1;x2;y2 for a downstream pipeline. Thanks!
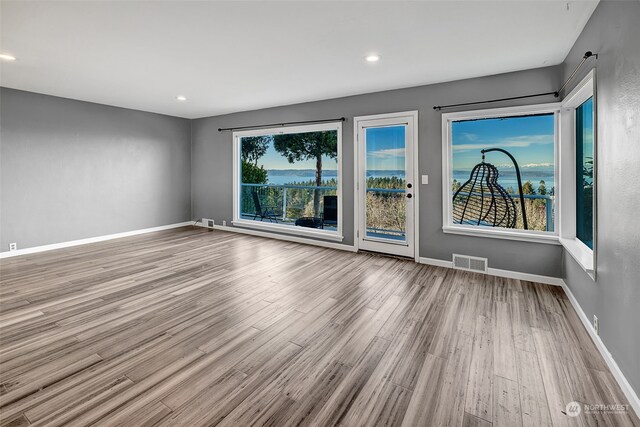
258;144;338;170
452;114;555;170
254;134;338;170
365;126;405;171
251;126;407;171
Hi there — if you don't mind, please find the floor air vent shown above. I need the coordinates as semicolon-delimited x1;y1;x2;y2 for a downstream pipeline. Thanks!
452;254;488;273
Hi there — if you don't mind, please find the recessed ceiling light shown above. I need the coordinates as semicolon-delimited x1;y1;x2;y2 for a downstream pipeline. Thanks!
0;53;16;61
176;95;187;102
365;54;380;62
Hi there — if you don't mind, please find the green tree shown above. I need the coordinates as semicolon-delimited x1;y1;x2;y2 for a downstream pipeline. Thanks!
240;136;269;185
522;180;535;195
241;136;270;166
273;131;338;215
538;180;547;195
241;161;268;184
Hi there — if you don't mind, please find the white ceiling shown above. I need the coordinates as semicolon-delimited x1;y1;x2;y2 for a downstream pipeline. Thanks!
0;1;598;119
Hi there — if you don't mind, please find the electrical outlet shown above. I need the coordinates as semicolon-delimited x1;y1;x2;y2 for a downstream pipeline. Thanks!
9;242;17;251
201;218;215;228
207;219;214;228
222;220;227;227
593;315;599;335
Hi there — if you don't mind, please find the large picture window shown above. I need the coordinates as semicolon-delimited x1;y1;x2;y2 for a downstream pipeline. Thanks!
232;122;342;240
442;104;559;243
560;69;596;277
575;96;594;249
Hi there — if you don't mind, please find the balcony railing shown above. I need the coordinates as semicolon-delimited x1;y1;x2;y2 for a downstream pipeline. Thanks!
453;191;555;231
240;183;408;237
240;183;338;224
240;184;555;235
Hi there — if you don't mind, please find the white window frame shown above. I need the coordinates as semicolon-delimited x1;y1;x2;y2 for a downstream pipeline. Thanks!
559;69;596;278
232;121;343;242
441;103;561;244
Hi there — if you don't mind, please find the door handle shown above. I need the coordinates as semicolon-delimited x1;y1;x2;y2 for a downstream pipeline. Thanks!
406;193;413;199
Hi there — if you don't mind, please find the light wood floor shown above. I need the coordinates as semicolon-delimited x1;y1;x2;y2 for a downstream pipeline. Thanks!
0;227;638;426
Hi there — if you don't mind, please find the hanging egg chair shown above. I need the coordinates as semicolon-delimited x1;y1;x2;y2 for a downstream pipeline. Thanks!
452;148;528;230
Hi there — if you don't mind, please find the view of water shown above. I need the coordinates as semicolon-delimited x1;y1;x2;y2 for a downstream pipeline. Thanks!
453;169;555;192
266;169;555;192
266;169;337;185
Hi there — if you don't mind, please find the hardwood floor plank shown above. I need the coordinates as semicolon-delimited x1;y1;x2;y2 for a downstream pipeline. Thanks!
307;336;390;426
0;414;30;427
24;376;133;425
431;332;474;426
366;381;413;426
547;311;605;405
0;353;103;408
521;281;551;330
493;301;517;382
511;293;536;353
155;369;247;426
121;400;173;427
463;411;493;427
427;292;465;359
28;376;135;427
515;348;553;427
401;353;447;427
465;314;493;423
493;375;522;427
531;328;583;427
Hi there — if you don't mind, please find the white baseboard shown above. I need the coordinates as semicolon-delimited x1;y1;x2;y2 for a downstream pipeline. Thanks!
201;223;357;253
417;257;564;286
561;282;640;418
0;222;193;259
486;267;564;287
418;257;454;269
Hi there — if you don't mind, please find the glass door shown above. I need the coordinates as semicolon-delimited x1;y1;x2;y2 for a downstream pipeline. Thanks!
356;113;416;258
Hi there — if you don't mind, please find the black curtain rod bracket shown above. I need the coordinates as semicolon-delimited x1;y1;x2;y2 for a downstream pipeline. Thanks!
433;51;597;111
556;51;597;96
218;117;346;132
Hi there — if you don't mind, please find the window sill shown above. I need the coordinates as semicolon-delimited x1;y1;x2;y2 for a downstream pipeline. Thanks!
231;220;344;242
442;225;560;245
559;237;594;275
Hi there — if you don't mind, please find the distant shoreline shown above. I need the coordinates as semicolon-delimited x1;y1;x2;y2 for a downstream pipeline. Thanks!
265;168;554;190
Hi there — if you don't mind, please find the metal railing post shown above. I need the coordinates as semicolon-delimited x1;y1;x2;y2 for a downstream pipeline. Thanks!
546;197;553;232
282;188;287;221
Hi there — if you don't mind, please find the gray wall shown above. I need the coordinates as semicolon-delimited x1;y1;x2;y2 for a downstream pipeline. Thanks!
561;1;640;397
0;88;192;252
192;66;564;277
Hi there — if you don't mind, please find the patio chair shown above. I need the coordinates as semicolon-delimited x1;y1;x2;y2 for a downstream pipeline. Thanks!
251;191;279;223
295;217;323;228
452;148;528;230
321;195;338;229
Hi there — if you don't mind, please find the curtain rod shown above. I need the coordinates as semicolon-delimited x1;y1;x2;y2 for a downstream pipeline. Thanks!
433;51;597;111
218;117;346;132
